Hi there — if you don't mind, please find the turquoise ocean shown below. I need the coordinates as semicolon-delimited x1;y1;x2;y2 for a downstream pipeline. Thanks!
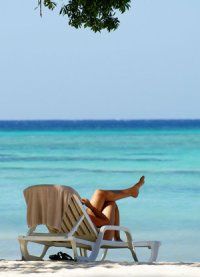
0;120;200;262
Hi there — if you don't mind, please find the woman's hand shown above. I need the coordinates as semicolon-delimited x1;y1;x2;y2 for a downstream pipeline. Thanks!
81;198;92;209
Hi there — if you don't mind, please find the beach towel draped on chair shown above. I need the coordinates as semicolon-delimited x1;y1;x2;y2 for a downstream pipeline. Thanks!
24;185;81;233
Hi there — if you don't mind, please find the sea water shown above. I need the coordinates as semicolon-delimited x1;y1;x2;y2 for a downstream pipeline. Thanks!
0;120;200;262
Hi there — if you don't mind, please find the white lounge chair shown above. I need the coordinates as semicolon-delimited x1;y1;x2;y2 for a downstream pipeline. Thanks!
18;186;161;263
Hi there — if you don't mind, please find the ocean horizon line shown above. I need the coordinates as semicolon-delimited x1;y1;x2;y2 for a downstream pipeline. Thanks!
0;119;200;131
0;119;200;121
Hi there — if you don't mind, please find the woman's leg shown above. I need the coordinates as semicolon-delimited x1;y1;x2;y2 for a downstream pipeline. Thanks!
114;204;121;241
84;176;145;229
90;176;145;211
101;201;116;240
85;201;121;240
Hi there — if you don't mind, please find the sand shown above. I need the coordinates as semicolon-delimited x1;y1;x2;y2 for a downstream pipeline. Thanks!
1;261;200;277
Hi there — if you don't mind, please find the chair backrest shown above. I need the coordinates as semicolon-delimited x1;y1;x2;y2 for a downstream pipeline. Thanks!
24;184;98;242
61;194;98;242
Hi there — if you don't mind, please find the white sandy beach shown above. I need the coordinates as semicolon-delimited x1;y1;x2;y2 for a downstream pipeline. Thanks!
1;261;200;277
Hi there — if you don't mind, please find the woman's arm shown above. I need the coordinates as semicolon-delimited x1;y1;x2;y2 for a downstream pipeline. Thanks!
81;198;109;223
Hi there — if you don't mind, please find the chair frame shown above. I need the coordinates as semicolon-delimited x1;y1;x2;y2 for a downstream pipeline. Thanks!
18;194;161;263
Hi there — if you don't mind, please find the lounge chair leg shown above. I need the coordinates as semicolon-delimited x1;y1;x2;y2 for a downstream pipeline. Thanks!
71;240;78;261
125;232;138;262
75;243;101;262
79;248;85;257
40;245;49;259
100;249;108;261
79;248;88;258
148;241;160;263
129;247;138;262
83;249;88;257
19;239;49;261
70;241;90;262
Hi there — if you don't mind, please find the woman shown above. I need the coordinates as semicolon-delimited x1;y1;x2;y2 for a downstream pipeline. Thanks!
81;176;145;241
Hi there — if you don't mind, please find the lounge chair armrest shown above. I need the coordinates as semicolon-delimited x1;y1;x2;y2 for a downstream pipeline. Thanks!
99;225;131;234
99;225;133;244
98;225;138;262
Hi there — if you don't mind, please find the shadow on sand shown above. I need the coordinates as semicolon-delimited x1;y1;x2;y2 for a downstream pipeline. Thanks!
0;260;200;274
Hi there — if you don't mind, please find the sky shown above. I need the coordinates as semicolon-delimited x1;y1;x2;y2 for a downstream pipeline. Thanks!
0;0;199;120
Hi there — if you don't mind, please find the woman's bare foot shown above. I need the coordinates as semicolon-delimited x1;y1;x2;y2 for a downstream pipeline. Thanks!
136;176;145;188
131;176;145;198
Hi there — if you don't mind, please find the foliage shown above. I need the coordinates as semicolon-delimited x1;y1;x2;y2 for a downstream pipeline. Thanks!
37;0;131;32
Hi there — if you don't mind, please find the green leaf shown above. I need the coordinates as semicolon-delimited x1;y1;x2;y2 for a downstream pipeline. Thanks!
38;0;131;32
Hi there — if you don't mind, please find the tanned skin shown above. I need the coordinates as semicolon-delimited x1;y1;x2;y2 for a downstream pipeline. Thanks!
82;176;145;240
